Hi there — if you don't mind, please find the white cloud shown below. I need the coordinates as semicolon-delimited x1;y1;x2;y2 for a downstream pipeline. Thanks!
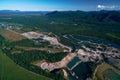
97;5;105;9
97;5;117;9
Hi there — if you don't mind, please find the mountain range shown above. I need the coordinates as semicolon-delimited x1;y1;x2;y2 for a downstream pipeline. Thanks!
0;10;49;15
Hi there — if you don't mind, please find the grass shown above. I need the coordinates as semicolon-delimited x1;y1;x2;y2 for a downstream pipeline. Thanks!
106;33;120;40
0;49;51;80
95;62;120;80
103;69;120;80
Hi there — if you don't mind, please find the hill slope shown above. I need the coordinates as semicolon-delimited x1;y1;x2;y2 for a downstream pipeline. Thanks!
0;49;50;80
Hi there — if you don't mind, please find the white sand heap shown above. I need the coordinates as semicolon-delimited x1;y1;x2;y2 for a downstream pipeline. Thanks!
77;49;87;55
21;32;40;39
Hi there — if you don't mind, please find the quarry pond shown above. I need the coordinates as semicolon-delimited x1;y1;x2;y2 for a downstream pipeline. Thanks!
0;28;120;80
59;34;120;80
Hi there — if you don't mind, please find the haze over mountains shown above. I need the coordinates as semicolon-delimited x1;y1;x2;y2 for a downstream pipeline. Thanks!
0;10;120;15
0;10;49;15
0;10;120;23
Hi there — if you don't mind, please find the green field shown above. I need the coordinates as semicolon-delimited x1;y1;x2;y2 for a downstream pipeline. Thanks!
106;33;120;40
0;49;51;80
103;69;120;80
95;63;120;80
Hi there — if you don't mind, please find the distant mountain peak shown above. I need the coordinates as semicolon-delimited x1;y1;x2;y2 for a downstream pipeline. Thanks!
0;10;49;15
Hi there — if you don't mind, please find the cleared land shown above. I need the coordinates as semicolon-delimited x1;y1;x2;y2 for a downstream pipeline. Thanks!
0;49;51;80
35;53;76;71
0;29;25;41
13;46;64;53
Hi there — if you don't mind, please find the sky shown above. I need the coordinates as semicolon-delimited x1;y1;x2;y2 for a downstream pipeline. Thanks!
0;0;120;11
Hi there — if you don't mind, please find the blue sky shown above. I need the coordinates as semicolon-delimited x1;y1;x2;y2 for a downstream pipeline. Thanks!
0;0;120;11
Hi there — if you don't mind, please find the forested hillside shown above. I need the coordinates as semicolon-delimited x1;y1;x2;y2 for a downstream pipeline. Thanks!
0;10;120;45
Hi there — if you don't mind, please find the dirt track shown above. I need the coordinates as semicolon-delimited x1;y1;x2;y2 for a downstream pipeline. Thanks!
35;53;76;71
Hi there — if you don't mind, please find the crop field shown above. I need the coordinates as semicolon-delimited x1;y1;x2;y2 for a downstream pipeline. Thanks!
0;29;25;41
0;49;51;80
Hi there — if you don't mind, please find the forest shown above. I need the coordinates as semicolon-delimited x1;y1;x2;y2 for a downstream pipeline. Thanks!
0;35;67;80
0;10;120;45
0;10;120;80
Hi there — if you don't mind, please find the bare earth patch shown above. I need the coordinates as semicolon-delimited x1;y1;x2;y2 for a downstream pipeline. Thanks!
13;46;65;53
1;29;25;41
34;53;76;71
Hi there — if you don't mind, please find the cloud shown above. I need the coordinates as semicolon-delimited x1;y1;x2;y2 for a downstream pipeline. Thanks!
97;5;105;9
97;5;117;9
